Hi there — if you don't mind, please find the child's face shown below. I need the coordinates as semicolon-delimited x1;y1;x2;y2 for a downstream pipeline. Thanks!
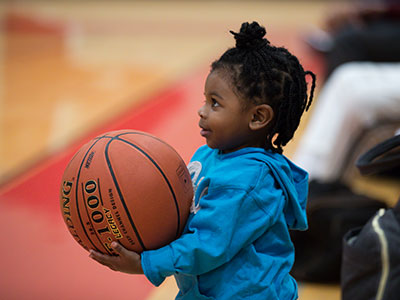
198;70;256;153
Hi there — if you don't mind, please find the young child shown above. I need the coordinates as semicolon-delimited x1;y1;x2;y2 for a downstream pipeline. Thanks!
89;21;316;299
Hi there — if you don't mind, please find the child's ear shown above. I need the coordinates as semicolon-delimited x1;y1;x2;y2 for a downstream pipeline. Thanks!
249;104;274;130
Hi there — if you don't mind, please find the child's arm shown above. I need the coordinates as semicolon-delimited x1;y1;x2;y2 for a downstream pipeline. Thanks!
141;180;283;286
88;187;272;280
89;241;144;274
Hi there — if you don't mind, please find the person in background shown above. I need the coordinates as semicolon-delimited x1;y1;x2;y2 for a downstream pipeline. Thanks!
293;61;400;190
306;0;400;78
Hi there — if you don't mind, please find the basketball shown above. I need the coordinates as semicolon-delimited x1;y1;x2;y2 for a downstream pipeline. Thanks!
60;130;193;254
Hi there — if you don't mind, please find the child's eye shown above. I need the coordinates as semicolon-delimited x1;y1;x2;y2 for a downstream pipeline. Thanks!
211;98;220;107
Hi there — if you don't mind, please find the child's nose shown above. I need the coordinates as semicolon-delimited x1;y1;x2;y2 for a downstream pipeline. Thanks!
198;105;206;118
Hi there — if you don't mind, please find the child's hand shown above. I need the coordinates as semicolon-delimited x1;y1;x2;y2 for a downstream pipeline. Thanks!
89;242;144;274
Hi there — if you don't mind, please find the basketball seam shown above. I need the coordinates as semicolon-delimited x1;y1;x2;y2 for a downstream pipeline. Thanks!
116;131;182;237
121;131;183;158
75;135;112;254
116;133;182;238
105;137;148;251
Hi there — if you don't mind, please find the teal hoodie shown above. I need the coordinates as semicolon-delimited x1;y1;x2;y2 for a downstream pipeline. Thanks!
141;146;308;299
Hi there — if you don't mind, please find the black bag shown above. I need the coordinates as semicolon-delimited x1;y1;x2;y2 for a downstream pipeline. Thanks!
341;134;400;300
341;201;400;300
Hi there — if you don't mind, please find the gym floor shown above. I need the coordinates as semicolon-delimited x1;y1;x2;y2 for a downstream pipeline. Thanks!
0;1;355;299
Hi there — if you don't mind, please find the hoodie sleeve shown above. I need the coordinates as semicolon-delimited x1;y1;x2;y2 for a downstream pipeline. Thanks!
141;165;285;286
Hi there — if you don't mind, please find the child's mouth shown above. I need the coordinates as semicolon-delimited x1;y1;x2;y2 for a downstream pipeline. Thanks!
199;122;211;138
200;128;211;137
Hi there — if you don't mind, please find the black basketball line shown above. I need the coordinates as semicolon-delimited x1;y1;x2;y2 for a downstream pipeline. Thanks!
97;178;104;206
115;132;182;237
119;131;182;158
105;139;147;251
91;133;145;250
116;131;182;237
74;137;109;253
81;182;113;255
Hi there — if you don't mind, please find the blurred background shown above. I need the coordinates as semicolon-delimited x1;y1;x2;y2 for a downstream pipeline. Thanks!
1;1;399;299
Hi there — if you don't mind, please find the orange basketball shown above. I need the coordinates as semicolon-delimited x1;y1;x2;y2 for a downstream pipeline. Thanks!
60;130;193;254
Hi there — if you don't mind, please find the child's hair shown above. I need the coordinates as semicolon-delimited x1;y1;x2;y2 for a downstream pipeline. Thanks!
211;21;316;154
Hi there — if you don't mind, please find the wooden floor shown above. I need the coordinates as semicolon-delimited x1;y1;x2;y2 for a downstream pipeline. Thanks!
0;1;350;299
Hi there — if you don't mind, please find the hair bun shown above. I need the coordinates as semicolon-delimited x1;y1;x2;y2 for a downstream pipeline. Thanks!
230;21;269;50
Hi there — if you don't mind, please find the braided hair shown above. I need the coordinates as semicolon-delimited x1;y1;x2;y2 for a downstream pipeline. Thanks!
211;21;316;154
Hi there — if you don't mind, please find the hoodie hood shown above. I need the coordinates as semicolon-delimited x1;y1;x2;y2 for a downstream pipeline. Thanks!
257;151;309;231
